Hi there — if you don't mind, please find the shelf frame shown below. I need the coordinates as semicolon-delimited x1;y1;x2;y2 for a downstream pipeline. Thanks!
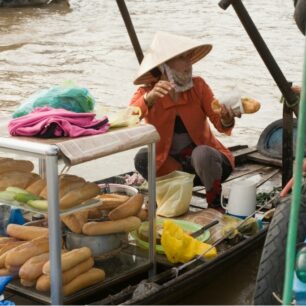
0;123;159;305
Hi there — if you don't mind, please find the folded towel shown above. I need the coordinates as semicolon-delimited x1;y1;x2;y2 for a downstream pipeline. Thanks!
8;107;109;138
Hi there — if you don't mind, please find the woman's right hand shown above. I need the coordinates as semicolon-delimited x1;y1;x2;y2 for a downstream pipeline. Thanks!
144;80;173;107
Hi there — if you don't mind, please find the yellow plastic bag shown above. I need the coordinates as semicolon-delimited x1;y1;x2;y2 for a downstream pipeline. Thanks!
109;106;141;128
161;220;217;263
94;106;141;128
156;171;195;217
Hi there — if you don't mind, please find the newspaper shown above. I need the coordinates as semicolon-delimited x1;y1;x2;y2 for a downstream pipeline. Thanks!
0;115;160;166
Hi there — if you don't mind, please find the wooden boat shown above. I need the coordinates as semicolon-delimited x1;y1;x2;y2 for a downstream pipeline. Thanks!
1;145;281;305
0;0;69;7
84;146;282;305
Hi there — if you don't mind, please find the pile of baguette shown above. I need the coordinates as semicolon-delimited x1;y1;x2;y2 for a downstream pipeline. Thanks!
27;173;100;210
0;224;105;296
62;193;147;235
0;158;39;190
0;157;100;210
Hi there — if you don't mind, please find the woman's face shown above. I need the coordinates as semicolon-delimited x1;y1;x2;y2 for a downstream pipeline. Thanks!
166;52;192;74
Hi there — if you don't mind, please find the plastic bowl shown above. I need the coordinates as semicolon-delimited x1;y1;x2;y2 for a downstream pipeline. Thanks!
65;231;124;258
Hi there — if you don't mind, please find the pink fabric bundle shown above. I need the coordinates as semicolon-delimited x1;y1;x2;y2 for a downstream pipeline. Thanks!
8;107;109;138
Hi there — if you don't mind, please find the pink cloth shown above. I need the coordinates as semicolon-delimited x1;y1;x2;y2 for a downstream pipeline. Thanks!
8;107;109;137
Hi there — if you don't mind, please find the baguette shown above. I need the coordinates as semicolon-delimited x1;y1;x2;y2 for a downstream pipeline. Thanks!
19;252;50;281
0;268;11;276
82;216;141;235
96;194;130;210
0;171;40;190
241;97;261;114
26;178;46;196
0;158;13;165
62;211;89;233
20;278;36;287
43;247;92;274
0;160;34;174
108;194;144;221
0;237;17;245
60;182;100;210
63;268;105;296
36;257;94;291
61;214;82;234
0;241;27;268
87;208;102;219
7;264;21;273
39;175;86;199
5;237;49;267
6;224;48;241
137;208;148;221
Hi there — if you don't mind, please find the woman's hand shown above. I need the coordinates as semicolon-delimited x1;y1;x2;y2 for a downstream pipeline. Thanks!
220;104;238;127
292;85;301;94
144;80;173;108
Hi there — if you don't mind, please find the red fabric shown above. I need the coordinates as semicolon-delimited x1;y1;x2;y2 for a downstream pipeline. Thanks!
130;76;235;174
8;107;109;138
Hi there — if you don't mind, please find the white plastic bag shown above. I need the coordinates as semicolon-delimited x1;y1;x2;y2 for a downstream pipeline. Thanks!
156;171;195;217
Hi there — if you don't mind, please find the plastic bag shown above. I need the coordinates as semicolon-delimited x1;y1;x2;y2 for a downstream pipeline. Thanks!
156;171;195;217
109;106;141;128
12;85;95;118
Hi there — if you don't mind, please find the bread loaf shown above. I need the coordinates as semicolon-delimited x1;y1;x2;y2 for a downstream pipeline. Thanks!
137;208;148;221
60;182;100;210
0;171;40;191
42;247;92;274
61;211;88;234
0;241;27;268
19;252;50;281
61;214;82;234
7;264;21;273
87;208;102;219
0;268;11;276
39;175;86;199
62;268;105;296
0;237;17;245
6;224;48;241
5;237;49;267
82;216;141;235
0;160;34;174
20;278;36;287
0;158;13;165
108;194;144;221
26;178;46;196
36;257;94;291
96;194;129;210
59;177;86;199
241;97;261;114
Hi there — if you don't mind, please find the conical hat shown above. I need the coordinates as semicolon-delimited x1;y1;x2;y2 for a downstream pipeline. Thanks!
133;31;212;85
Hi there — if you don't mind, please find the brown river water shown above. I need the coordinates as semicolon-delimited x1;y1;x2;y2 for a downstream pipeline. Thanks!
0;0;304;304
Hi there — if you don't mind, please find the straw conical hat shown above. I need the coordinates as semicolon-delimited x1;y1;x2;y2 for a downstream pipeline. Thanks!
133;31;212;85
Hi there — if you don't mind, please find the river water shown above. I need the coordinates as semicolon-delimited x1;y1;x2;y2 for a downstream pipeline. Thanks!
0;0;304;304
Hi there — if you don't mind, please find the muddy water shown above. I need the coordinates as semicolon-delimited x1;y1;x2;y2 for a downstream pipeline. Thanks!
0;0;304;304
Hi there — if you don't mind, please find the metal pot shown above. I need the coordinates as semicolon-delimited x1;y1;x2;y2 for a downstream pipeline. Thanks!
65;231;124;257
98;183;138;196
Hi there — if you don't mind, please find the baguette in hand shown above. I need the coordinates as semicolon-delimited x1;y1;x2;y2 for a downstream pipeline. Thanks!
241;97;261;114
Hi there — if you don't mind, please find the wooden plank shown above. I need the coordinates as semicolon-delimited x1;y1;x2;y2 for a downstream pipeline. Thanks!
246;152;282;167
232;146;257;157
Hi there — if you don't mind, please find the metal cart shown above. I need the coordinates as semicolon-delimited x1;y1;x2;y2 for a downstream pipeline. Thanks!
0;121;159;305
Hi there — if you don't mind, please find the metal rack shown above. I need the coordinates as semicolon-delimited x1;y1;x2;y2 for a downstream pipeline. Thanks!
0;123;159;305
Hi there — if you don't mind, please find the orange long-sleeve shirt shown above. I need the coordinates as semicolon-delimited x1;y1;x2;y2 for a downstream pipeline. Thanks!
130;76;235;175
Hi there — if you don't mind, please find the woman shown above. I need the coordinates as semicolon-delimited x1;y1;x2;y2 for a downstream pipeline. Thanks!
130;31;240;210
